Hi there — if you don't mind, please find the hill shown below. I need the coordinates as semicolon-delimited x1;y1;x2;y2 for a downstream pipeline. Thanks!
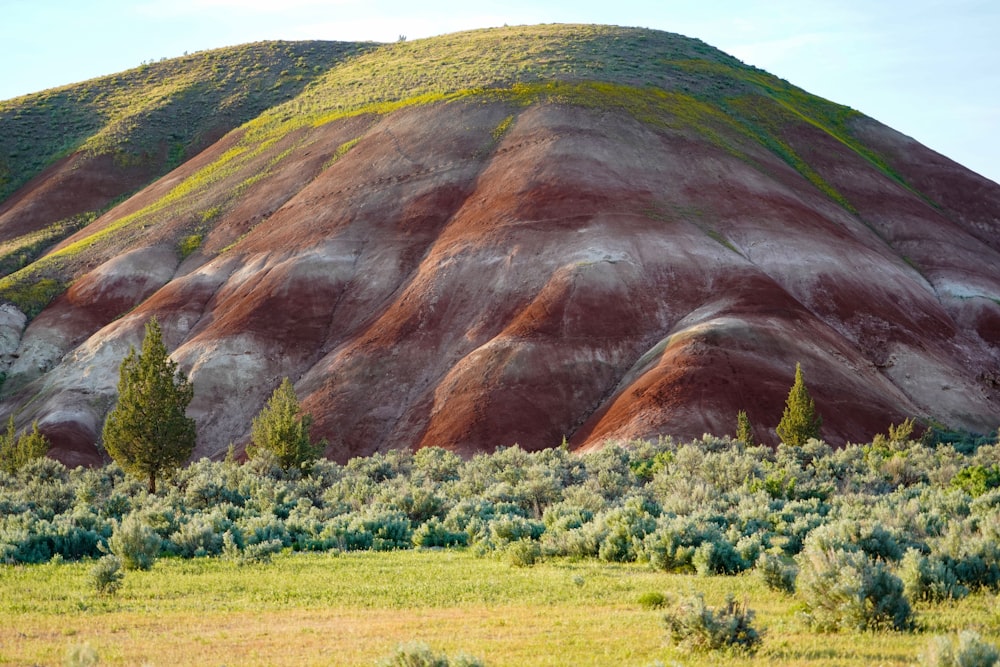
0;40;372;279
0;24;997;465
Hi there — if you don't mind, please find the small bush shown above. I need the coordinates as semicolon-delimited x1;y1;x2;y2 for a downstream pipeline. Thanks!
900;549;968;603
796;545;912;631
178;233;203;259
169;514;226;557
505;539;541;567
637;591;667;609
663;593;763;655
88;554;124;596
641;516;728;573
107;513;161;570
952;465;1000;498
376;642;485;667
921;631;1000;667
805;519;903;563
692;539;748;576
222;530;282;565
755;552;797;593
65;643;99;667
412;517;468;548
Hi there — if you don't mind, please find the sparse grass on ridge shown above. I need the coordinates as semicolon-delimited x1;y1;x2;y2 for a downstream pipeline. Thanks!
0;40;372;204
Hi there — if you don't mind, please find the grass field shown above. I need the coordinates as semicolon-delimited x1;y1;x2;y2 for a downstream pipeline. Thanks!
3;549;998;666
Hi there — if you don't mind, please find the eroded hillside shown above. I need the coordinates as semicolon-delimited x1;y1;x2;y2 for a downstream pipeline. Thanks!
0;25;997;465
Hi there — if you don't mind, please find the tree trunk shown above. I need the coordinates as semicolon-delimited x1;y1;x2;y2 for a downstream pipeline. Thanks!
148;471;156;494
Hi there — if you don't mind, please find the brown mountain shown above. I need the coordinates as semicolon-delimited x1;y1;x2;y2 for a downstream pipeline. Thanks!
0;25;997;466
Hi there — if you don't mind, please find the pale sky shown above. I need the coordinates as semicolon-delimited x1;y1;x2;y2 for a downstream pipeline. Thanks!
2;0;998;184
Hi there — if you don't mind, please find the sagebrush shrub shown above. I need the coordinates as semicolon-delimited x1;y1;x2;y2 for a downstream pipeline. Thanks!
412;518;468;548
376;642;485;667
483;514;544;549
505;539;541;567
107;513;161;570
222;530;282;565
641;516;744;574
169;513;227;557
88;554;124;596
413;447;462;483
362;510;414;551
921;631;1000;667
804;518;903;563
637;591;667;609
663;593;763;654
796;544;912;631
900;549;968;603
693;539;748;576
755;552;797;593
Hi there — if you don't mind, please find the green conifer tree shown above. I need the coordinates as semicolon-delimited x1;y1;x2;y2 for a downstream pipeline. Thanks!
736;410;756;446
0;417;50;474
248;377;323;470
776;363;822;446
102;317;195;493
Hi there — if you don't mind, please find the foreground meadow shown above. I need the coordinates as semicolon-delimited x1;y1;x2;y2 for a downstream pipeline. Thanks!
3;548;999;666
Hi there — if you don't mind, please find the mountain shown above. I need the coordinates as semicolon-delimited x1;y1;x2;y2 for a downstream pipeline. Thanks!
0;24;997;466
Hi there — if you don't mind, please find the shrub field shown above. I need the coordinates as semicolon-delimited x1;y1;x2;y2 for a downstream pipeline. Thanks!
3;432;1000;664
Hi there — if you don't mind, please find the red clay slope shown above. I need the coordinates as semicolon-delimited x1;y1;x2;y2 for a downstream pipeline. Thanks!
0;29;998;465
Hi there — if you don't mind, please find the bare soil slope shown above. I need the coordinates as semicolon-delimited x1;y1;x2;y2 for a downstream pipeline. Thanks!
0;25;997;464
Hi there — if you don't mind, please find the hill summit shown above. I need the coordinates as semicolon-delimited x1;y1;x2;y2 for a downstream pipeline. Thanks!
0;24;998;465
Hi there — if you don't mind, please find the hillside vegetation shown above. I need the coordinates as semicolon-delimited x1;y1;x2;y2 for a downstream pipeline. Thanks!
0;40;371;202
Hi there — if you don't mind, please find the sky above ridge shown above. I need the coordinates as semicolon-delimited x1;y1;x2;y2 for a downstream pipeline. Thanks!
2;0;998;184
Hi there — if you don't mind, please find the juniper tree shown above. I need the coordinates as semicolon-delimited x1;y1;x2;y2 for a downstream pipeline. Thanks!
102;317;195;493
0;417;49;474
776;363;822;446
248;377;323;470
736;410;756;447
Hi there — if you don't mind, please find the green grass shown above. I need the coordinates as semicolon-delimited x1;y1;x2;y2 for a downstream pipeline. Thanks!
0;40;372;204
2;549;997;666
0;211;95;278
177;234;203;260
0;275;67;318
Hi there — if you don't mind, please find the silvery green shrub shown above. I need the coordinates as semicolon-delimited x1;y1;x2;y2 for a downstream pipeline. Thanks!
755;552;797;593
376;642;485;667
921;631;1000;667
107;512;161;570
663;593;763;655
88;554;124;596
899;548;968;603
796;542;912;631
